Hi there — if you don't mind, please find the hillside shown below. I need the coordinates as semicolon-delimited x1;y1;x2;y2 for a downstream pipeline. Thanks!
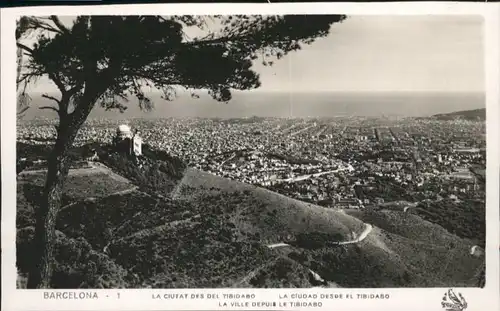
16;143;485;288
179;169;483;287
431;108;485;121
173;168;365;245
344;209;483;286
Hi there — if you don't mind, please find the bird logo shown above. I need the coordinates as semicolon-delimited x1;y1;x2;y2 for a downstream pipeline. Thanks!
441;289;468;311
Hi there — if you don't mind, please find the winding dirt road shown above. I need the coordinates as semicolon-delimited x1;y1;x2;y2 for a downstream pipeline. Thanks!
267;243;290;249
58;186;138;212
266;223;373;249
336;224;373;245
265;223;373;288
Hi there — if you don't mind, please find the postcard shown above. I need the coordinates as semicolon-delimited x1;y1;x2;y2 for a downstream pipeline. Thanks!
2;2;499;311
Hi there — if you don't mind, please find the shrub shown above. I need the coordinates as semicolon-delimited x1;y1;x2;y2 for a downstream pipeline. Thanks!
293;231;345;249
414;199;485;246
100;148;186;197
16;226;135;288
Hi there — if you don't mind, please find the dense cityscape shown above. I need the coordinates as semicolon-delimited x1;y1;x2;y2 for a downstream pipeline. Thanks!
18;116;486;210
12;13;489;294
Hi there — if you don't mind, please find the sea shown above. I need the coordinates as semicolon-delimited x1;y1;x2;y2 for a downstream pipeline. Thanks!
19;91;485;121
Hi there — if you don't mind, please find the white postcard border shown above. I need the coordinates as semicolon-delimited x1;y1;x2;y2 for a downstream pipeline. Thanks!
2;3;499;311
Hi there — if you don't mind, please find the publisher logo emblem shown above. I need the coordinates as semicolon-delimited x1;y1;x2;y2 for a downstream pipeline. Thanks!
442;289;468;311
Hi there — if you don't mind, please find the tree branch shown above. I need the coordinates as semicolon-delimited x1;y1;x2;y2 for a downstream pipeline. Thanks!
17;72;37;85
67;82;84;97
186;36;236;47
29;19;62;35
47;72;68;94
18;41;71;97
39;106;59;113
17;105;30;116
17;43;33;54
41;93;61;104
49;16;70;34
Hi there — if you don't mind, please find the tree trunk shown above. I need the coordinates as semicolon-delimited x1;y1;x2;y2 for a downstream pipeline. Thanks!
477;260;485;288
27;94;97;288
26;119;76;288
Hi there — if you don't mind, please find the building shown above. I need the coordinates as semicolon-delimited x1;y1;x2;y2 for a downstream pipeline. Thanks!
116;124;132;140
114;124;142;157
131;133;143;156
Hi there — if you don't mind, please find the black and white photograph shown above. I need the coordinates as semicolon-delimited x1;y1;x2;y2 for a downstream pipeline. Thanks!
14;13;487;291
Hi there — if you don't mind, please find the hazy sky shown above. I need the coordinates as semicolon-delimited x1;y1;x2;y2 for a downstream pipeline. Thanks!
24;15;484;94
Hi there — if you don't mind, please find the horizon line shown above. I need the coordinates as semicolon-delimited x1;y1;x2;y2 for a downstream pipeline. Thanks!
28;89;486;96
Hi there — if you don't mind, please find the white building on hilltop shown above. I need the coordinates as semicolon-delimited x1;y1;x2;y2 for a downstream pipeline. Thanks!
116;124;132;139
132;133;143;156
114;124;142;156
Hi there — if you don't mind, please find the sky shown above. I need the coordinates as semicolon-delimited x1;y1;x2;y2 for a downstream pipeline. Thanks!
22;15;485;95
